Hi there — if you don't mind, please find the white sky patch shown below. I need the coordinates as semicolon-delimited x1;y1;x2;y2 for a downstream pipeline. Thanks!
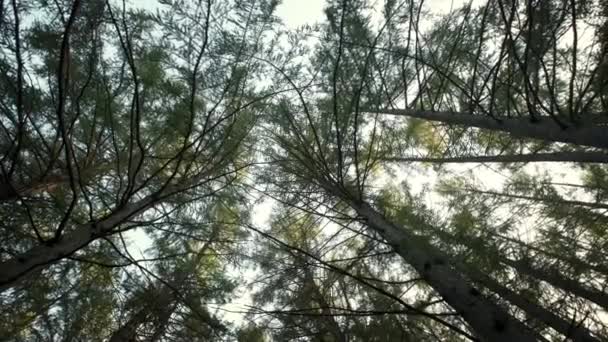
276;0;327;28
129;0;162;11
251;197;275;227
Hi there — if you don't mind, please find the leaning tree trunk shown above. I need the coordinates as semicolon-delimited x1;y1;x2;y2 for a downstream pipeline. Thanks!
463;188;608;211
0;195;157;291
502;258;608;311
494;233;608;276
437;230;608;312
375;109;608;149
384;151;608;164
346;200;541;342
0;167;216;291
460;259;602;342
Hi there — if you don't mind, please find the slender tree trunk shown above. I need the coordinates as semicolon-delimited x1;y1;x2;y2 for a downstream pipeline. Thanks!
348;201;540;342
426;228;603;340
384;151;608;164
503;258;608;310
462;261;602;342
375;109;608;149
437;230;608;311
464;188;608;210
494;233;608;276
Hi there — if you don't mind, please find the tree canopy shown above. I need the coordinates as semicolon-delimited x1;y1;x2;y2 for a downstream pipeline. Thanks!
1;0;608;341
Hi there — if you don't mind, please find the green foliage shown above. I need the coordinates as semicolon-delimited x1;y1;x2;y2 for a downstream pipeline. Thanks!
2;0;608;341
237;324;267;342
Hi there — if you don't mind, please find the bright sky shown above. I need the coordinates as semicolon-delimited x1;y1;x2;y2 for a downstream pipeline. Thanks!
276;0;326;28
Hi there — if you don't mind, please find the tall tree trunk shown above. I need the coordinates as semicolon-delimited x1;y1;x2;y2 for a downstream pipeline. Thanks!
375;109;608;149
384;151;608;164
347;200;541;342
